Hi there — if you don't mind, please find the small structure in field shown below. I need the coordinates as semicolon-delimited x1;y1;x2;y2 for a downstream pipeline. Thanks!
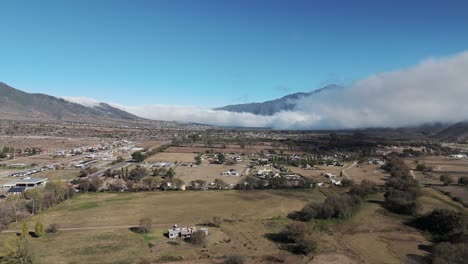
167;224;208;239
220;169;239;176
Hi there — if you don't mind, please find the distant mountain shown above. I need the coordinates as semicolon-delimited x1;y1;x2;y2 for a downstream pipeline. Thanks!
435;121;468;141
215;84;341;115
0;82;142;124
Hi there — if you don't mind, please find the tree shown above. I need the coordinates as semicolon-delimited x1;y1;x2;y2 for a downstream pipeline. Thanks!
165;168;176;179
440;174;453;186
138;217;152;233
21;222;28;238
89;176;103;192
214;178;227;189
131;151;145;162
280;222;312;243
129;166;147;181
458;176;468;186
35;221;44;237
4;235;33;264
432;242;468;264
78;179;90;192
189;230;207;245
194;154;202;165
217;153;225;164
415;209;466;242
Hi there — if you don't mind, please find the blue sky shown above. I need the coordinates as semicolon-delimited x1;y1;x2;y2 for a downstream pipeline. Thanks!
1;0;468;107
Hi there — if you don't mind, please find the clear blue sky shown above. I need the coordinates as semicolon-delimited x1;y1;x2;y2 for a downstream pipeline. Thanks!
1;0;467;107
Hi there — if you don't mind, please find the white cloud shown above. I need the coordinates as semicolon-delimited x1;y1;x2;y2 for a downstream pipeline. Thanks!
61;96;101;108
63;50;468;129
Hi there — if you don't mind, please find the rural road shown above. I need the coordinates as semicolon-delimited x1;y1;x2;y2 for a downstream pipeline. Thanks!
341;161;357;180
2;222;195;234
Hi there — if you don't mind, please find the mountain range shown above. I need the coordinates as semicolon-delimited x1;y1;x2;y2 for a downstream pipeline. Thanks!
1;81;468;141
0;82;142;124
215;84;341;115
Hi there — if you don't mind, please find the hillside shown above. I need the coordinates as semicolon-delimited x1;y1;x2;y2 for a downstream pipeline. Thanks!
435;121;468;141
0;82;142;124
215;84;341;115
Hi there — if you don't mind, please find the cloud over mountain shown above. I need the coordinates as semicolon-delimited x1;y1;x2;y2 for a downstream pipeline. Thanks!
112;51;468;129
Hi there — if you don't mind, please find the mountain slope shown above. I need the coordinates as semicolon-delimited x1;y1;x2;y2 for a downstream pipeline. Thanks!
0;82;141;123
435;121;468;141
215;84;341;115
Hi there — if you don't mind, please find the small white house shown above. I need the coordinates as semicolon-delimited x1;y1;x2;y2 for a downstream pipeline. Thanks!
168;225;208;239
221;169;239;176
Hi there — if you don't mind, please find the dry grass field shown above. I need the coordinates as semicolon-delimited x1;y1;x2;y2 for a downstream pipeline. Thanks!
34;169;80;181
146;152;197;163
288;164;349;182
0;189;324;264
344;164;387;185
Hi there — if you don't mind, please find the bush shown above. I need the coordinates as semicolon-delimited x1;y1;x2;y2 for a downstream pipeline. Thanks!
294;235;317;255
189;230;207;245
414;209;466;242
34;221;44;237
138;217;152;233
432;242;468;264
45;223;58;233
292;194;361;221
341;178;355;187
384;189;420;215
349;180;378;197
224;255;245;264
280;222;311;243
458;176;468;186
440;175;454;186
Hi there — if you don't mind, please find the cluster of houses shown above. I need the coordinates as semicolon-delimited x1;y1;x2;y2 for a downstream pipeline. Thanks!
2;177;48;195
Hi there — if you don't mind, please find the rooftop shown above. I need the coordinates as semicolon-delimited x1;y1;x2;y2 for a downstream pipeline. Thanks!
15;178;47;184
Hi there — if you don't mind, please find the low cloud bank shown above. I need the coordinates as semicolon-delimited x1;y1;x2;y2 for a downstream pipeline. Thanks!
67;51;468;129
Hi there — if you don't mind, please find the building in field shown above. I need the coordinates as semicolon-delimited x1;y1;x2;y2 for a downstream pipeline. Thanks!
3;178;48;195
167;225;208;239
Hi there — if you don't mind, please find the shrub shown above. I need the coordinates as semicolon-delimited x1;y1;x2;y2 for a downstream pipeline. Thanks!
280;222;312;243
45;223;58;233
432;242;468;264
34;221;44;237
292;194;361;221
294;235;317;255
440;175;454;186
414;209;466;242
384;189;420;215
458;176;468;186
341;178;355;187
224;255;245;264
349;180;378;197
138;217;152;233
189;230;207;245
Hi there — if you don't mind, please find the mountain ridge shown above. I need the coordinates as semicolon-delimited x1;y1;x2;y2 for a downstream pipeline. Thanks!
215;84;341;115
0;82;143;124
